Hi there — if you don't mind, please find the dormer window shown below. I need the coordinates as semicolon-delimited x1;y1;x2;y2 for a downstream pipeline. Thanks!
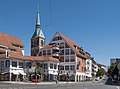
53;36;62;41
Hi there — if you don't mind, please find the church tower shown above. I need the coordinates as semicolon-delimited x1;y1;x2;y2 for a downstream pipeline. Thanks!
31;9;45;56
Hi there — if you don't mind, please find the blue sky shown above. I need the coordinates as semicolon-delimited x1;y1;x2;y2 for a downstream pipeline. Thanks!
0;0;120;66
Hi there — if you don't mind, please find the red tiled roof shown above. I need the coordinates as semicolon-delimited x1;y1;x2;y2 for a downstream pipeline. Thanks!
57;32;91;59
0;32;24;47
0;48;6;53
25;56;59;62
0;54;6;58
0;53;59;62
0;32;24;56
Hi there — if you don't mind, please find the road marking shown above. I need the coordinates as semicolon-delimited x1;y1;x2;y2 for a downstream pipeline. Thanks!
117;86;119;89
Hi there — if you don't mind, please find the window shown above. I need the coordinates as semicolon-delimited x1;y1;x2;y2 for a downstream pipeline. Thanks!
60;66;64;70
82;67;84;72
0;61;4;67
70;49;74;54
54;64;57;69
44;63;48;69
60;49;64;55
65;43;69;48
47;49;51;55
65;49;69;55
50;63;53;69
78;61;81;66
5;60;10;67
84;67;86;72
70;65;75;70
60;56;64;62
19;62;23;68
53;36;62;41
12;61;17;67
70;55;76;62
43;50;46;55
31;40;34;47
65;56;69;62
65;65;69;70
76;64;79;70
36;38;39;46
59;42;64;48
41;40;44;46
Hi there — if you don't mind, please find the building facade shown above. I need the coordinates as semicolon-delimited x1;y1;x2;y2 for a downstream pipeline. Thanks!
0;32;59;82
36;32;94;82
0;32;25;81
85;58;92;80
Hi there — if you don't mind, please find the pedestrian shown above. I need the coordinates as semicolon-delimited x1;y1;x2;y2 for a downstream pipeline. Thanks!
55;79;58;84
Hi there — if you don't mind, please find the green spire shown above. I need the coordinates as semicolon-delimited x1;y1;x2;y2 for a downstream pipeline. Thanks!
32;9;45;38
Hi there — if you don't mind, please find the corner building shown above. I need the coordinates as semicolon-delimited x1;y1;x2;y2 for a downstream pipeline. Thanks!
37;32;92;82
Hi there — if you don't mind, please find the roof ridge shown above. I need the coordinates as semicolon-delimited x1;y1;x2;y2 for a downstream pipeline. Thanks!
57;32;87;58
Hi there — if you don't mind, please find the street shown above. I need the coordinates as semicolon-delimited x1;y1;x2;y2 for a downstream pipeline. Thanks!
0;76;119;89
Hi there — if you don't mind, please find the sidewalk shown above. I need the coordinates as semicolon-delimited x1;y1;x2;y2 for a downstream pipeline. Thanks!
0;81;92;85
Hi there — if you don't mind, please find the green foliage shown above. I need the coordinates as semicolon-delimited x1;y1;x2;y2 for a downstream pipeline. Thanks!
36;67;44;74
96;68;105;77
108;63;116;75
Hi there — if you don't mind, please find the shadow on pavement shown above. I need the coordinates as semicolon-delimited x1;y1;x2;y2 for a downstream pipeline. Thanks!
105;77;113;85
105;77;119;86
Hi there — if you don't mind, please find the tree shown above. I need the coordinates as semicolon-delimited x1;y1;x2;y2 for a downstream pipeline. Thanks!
96;68;105;77
36;67;44;74
108;63;116;75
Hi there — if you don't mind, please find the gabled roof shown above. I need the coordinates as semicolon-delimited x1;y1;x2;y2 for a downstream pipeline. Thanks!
0;32;24;47
0;32;24;55
52;32;92;59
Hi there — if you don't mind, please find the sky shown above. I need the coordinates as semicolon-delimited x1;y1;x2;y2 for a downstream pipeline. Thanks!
0;0;120;66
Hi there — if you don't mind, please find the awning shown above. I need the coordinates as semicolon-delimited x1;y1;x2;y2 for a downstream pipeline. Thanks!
1;72;9;74
19;72;26;75
12;72;19;75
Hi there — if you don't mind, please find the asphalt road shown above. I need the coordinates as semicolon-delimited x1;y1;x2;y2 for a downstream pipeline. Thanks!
0;76;119;89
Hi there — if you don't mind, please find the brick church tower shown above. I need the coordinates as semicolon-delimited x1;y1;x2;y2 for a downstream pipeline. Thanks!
31;9;45;56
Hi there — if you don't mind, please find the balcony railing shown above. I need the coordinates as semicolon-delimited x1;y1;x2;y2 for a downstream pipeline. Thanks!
52;46;59;50
52;53;59;57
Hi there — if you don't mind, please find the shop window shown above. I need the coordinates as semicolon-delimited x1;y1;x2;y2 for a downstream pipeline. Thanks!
50;63;53;69
12;61;17;67
0;61;4;67
54;64;57;69
60;66;64;70
19;62;23;68
5;60;10;67
44;63;48;69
